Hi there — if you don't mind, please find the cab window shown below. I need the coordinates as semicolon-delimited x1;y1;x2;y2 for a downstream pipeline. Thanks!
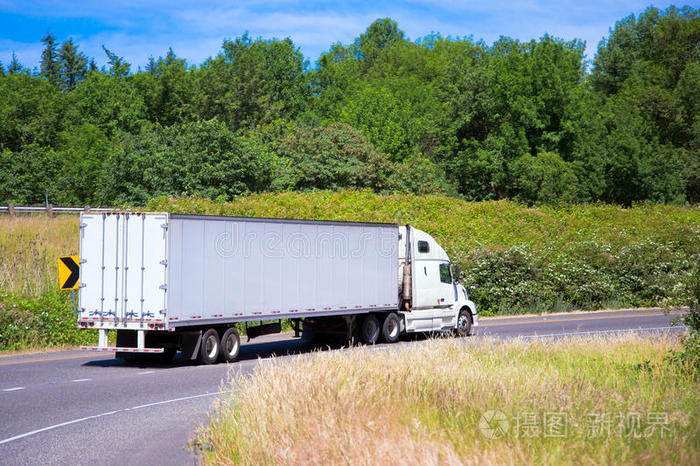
439;263;452;284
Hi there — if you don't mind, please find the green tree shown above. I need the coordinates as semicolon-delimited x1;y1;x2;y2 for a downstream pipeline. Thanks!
440;35;587;200
100;120;274;204
53;123;112;204
132;48;195;125
0;144;59;204
255;121;393;191
591;6;699;203
67;71;147;136
40;33;62;86
59;38;87;91
8;52;25;75
354;18;405;69
195;34;310;131
102;46;130;78
512;151;580;203
0;74;66;151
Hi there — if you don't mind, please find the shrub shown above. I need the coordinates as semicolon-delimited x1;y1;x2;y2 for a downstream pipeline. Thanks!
0;290;96;351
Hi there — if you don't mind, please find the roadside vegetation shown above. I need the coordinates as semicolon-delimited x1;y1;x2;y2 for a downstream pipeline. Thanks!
0;215;93;350
151;192;700;315
1;192;698;350
199;334;699;465
1;7;698;207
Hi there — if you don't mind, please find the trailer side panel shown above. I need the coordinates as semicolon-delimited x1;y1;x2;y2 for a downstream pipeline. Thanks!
167;216;399;323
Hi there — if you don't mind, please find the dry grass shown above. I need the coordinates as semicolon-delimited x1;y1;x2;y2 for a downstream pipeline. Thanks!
200;334;699;465
0;215;78;296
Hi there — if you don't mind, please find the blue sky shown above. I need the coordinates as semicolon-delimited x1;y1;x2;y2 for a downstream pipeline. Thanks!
0;1;691;71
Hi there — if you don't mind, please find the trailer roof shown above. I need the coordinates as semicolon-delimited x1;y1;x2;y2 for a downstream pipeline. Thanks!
169;213;399;228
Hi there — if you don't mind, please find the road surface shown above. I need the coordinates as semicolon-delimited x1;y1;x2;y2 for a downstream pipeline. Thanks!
0;309;686;465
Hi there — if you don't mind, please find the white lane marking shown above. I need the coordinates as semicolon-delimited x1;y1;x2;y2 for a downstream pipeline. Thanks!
520;326;684;339
0;392;221;445
137;371;155;375
2;387;25;392
71;378;91;383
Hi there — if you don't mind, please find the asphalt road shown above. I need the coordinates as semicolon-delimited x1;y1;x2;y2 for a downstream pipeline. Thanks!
0;309;686;465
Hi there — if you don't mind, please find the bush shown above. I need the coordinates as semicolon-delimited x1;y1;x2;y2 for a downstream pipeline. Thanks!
0;290;96;351
668;267;700;372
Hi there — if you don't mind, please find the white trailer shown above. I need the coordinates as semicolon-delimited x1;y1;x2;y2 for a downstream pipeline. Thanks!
78;212;478;363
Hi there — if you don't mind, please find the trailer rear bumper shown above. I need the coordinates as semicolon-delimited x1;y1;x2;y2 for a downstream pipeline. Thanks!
80;346;165;353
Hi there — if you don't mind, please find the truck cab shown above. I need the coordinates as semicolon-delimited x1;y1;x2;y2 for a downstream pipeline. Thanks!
398;226;478;335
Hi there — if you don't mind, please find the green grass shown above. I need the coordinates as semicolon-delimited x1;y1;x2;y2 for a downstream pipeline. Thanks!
199;334;699;465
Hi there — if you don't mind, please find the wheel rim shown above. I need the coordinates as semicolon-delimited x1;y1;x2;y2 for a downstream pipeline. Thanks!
458;314;470;332
225;334;239;357
388;318;399;339
205;335;218;359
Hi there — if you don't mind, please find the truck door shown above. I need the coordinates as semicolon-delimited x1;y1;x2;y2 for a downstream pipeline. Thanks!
432;262;457;329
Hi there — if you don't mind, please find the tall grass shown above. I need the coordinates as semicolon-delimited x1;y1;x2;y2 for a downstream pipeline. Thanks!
0;215;87;350
0;215;78;296
200;334;699;465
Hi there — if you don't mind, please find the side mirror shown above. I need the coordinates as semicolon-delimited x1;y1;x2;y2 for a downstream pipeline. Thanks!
452;264;460;282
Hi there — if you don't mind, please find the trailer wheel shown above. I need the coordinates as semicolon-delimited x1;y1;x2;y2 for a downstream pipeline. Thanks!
198;329;220;365
381;312;401;343
453;308;472;337
360;315;380;345
219;327;241;363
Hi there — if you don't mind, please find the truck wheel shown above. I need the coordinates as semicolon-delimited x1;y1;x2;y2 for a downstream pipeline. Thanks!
454;308;472;337
219;327;240;363
198;329;220;365
360;315;380;345
381;312;400;343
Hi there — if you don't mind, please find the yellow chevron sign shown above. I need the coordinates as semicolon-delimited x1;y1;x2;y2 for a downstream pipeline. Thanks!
58;255;80;290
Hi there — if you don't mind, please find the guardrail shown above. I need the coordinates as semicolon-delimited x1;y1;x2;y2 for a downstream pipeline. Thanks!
0;204;121;216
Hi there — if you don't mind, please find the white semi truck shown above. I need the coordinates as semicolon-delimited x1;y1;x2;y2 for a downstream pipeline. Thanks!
78;212;478;364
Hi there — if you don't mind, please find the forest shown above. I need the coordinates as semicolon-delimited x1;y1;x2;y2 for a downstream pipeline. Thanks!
0;5;698;206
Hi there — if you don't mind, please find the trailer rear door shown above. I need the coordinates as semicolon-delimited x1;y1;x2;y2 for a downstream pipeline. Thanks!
79;213;168;326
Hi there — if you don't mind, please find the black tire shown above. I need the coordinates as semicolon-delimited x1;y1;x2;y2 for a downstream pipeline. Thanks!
198;328;220;365
219;327;241;363
453;308;473;337
360;314;380;345
381;312;401;343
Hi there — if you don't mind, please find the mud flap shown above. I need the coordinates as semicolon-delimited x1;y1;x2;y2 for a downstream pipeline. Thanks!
179;331;203;361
